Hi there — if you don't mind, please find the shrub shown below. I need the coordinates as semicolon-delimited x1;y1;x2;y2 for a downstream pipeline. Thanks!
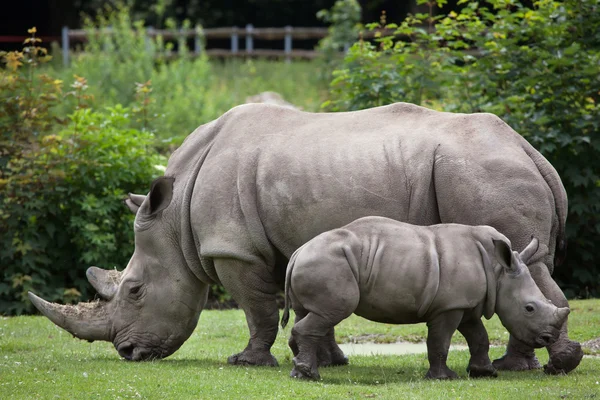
326;0;600;297
0;30;165;314
0;104;165;315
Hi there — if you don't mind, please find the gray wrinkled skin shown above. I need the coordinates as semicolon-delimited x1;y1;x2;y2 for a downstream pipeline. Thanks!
29;102;581;372
281;217;570;380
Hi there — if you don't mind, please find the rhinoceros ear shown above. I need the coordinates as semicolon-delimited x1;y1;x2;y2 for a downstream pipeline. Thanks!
148;176;175;216
124;193;147;215
493;239;521;275
519;237;539;265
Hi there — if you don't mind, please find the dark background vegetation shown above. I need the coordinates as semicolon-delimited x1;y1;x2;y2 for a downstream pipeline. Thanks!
2;1;465;37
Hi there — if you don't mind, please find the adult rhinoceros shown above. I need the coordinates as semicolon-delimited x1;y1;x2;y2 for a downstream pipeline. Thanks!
29;102;582;373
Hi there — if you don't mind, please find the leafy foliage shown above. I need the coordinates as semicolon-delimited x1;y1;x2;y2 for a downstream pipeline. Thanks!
326;0;600;297
0;31;165;315
317;0;362;55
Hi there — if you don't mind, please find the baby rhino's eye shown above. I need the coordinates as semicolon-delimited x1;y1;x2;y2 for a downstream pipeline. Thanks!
525;305;535;313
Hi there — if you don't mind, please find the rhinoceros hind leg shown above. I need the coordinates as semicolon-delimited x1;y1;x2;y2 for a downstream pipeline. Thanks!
289;322;348;367
215;259;280;367
317;328;349;367
492;335;541;371
425;310;463;380
289;312;342;381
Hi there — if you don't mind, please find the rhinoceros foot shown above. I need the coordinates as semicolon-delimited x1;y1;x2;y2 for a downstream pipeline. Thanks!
467;363;498;378
292;358;321;380
492;353;541;371
544;340;583;375
425;368;458;380
227;350;278;367
317;346;349;367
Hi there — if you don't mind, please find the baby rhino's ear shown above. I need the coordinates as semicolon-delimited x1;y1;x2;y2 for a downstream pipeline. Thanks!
493;239;521;275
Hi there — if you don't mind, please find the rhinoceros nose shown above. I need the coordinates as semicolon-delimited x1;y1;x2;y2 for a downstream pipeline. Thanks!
117;342;134;360
538;334;553;346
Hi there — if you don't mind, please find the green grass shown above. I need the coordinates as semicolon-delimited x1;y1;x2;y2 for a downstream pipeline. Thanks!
1;300;599;399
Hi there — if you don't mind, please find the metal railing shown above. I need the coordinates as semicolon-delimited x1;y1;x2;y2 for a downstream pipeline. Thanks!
61;25;332;66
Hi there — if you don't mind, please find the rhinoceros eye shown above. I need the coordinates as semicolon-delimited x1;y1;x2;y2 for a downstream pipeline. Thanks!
127;283;145;299
525;304;535;313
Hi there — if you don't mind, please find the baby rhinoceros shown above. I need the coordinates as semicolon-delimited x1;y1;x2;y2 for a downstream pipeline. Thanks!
281;216;570;381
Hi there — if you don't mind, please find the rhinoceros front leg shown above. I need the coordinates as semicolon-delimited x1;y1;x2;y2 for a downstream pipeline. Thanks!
214;258;279;367
457;316;497;378
493;261;583;374
425;310;463;380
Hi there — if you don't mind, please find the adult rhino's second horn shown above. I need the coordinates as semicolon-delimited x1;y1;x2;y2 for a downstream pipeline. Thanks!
556;307;570;326
86;267;121;301
28;292;111;342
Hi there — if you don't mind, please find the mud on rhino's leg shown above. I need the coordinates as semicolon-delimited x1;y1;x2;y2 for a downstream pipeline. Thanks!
457;316;497;378
425;310;463;380
214;258;280;367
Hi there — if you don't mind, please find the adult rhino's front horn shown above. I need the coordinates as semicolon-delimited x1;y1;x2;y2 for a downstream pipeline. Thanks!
27;266;121;342
28;292;111;342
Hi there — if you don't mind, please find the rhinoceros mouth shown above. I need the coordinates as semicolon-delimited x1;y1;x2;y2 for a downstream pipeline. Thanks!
114;331;176;361
116;341;165;361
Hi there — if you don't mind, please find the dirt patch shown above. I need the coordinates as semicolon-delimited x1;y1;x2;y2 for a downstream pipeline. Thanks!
342;333;424;344
582;337;600;355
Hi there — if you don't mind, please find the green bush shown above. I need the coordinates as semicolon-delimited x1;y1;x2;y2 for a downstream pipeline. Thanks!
0;32;165;314
0;104;165;315
326;0;600;297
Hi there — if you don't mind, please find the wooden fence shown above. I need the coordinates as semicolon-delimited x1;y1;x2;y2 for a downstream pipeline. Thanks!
61;25;335;66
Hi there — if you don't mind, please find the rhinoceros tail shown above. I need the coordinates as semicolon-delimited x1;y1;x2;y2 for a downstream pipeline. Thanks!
281;247;302;329
520;138;568;270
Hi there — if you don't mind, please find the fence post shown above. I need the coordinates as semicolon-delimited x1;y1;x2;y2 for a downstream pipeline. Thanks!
194;25;203;55
146;26;154;54
231;26;239;54
284;26;292;63
61;26;69;67
245;24;254;54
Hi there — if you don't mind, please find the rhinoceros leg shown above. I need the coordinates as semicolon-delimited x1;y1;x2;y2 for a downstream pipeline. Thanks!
289;327;349;368
290;313;339;380
425;310;463;380
214;258;280;367
526;262;582;374
458;315;497;378
316;328;349;367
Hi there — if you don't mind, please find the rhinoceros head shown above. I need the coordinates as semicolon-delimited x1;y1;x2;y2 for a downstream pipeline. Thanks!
29;177;208;360
492;238;569;348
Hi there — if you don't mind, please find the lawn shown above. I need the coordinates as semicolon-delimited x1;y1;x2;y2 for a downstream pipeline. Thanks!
1;300;599;399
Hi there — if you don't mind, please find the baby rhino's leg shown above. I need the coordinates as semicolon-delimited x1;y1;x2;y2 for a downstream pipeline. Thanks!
288;241;360;380
458;314;497;378
425;310;464;379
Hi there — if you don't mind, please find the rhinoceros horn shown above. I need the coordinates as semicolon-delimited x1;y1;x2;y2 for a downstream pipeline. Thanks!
556;307;570;326
519;237;539;264
28;292;110;342
86;267;121;300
